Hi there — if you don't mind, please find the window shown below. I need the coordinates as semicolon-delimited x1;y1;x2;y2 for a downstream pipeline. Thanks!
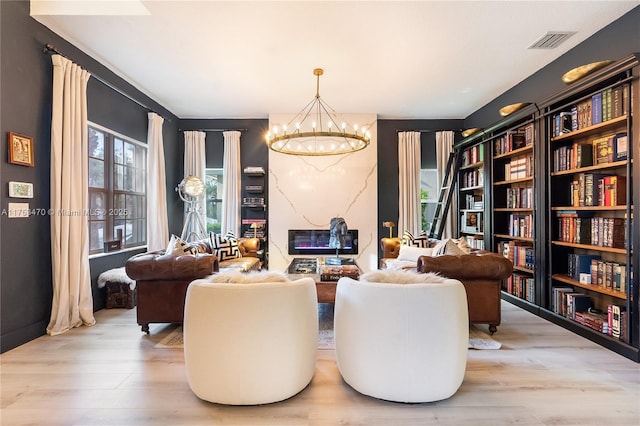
205;168;223;234
88;123;147;254
421;169;439;231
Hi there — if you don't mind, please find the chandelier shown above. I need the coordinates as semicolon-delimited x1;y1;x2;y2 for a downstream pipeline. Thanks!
266;68;371;156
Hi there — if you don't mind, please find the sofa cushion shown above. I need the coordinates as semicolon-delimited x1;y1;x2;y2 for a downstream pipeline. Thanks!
401;230;430;248
397;245;434;262
209;231;241;261
432;238;469;256
165;234;206;256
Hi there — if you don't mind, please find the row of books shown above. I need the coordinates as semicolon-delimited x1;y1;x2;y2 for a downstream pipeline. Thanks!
506;185;534;209
568;173;626;207
591;259;628;293
243;166;265;175
498;241;534;269
552;133;627;173
461;169;484;188
502;273;535;302
503;154;533;181
494;124;534;156
242;197;265;206
463;194;483;210
319;264;359;281
461;144;484;167
464;235;485;250
551;287;627;340
507;214;533;238
551;85;628;137
556;213;626;248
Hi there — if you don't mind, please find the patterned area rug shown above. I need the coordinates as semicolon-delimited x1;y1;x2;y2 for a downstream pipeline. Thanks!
154;304;501;350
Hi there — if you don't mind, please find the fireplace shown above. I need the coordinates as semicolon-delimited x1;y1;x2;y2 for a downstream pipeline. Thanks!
288;229;358;255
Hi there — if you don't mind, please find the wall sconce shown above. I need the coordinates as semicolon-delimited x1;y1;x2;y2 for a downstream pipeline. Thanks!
383;221;395;238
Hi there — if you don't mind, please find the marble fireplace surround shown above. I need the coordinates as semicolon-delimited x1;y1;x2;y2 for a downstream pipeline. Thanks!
268;113;378;274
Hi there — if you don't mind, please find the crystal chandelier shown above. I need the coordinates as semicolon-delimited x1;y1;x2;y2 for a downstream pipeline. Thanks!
266;68;371;156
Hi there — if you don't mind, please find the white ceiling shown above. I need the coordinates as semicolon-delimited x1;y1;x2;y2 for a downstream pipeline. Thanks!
31;1;639;120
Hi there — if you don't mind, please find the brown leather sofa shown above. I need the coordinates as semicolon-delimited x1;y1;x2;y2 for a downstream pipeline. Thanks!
380;237;513;333
125;237;262;333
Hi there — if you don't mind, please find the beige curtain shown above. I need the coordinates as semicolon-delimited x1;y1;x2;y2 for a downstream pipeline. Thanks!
436;131;456;239
398;131;421;236
48;54;95;336
146;112;169;251
222;131;241;236
183;131;207;240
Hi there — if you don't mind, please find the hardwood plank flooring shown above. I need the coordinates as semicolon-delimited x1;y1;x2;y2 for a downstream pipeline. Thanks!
1;301;638;425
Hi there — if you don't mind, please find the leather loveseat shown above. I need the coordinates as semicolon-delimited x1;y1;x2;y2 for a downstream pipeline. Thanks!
125;237;262;333
380;237;512;333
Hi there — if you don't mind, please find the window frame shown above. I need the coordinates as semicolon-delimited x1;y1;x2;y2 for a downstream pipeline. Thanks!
88;121;147;255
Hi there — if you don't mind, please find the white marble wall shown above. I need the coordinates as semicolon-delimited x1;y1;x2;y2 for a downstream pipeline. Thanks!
268;113;378;273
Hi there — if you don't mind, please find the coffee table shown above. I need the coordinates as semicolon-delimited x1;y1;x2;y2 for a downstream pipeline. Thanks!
286;258;359;303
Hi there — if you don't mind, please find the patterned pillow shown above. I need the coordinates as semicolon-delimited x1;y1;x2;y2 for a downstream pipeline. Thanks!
165;234;201;256
401;230;430;248
432;238;467;256
209;231;241;261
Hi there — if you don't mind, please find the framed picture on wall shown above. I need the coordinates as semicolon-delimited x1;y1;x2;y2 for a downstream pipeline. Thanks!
8;181;34;198
8;132;34;167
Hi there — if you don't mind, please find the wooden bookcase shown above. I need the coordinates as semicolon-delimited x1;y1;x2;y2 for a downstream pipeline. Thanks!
453;54;639;361
458;142;486;250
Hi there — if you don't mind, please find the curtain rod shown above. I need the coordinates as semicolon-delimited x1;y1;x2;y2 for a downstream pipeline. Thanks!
43;43;171;122
395;129;463;133
178;128;248;132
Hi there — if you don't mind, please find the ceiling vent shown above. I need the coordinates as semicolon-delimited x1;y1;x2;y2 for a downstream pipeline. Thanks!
528;31;576;49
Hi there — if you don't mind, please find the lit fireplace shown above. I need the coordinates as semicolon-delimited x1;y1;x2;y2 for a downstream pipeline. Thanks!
288;229;358;255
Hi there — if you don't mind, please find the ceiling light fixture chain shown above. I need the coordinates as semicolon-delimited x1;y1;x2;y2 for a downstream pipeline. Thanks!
266;68;371;156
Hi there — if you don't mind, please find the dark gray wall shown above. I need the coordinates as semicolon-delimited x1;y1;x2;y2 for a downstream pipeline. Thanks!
376;119;464;254
0;0;179;352
465;5;640;129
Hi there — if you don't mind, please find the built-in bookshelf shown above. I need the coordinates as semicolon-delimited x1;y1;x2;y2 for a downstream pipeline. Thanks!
490;121;537;305
458;142;486;250
241;167;267;253
453;54;639;361
546;77;633;349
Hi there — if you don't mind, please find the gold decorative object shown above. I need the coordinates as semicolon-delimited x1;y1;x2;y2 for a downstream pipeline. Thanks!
499;102;531;117
561;60;613;84
382;221;395;238
462;128;482;138
265;68;371;156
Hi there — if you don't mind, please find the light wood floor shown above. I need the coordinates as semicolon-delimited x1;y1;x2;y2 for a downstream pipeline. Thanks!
1;301;639;426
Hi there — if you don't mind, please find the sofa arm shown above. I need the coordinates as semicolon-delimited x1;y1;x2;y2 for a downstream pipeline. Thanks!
125;250;219;281
238;237;261;258
417;252;512;281
380;237;402;259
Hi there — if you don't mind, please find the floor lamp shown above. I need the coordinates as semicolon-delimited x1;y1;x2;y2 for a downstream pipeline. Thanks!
177;175;206;242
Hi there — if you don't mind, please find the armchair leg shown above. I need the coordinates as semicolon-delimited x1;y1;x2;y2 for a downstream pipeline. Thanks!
140;323;150;334
489;324;497;335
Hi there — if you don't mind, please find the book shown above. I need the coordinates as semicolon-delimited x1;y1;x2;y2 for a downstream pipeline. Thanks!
319;264;359;281
592;136;614;164
602;175;626;206
613;133;628;161
591;92;602;125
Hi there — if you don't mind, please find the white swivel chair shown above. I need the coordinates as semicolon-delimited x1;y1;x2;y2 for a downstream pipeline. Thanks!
334;275;468;403
184;277;318;405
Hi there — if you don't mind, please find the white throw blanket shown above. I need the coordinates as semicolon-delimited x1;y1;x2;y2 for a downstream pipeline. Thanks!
97;267;136;290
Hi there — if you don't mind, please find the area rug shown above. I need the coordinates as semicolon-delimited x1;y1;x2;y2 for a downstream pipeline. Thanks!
155;323;501;350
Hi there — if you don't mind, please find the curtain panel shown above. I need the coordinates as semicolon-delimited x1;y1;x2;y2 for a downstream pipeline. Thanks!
397;131;422;236
48;54;95;336
146;112;169;251
183;131;207;240
222;131;241;236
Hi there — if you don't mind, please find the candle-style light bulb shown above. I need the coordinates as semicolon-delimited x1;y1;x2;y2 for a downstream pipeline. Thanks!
341;122;346;132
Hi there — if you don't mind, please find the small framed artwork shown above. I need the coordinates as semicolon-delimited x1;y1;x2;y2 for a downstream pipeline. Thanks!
9;181;34;198
8;132;34;167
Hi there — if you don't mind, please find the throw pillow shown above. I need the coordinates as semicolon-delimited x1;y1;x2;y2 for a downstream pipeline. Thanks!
360;269;449;284
401;230;430;248
209;231;241;261
207;270;291;284
432;238;467;256
165;234;201;256
397;245;434;262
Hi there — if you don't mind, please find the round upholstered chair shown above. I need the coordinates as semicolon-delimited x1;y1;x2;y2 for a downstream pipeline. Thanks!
184;274;318;405
334;272;469;403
